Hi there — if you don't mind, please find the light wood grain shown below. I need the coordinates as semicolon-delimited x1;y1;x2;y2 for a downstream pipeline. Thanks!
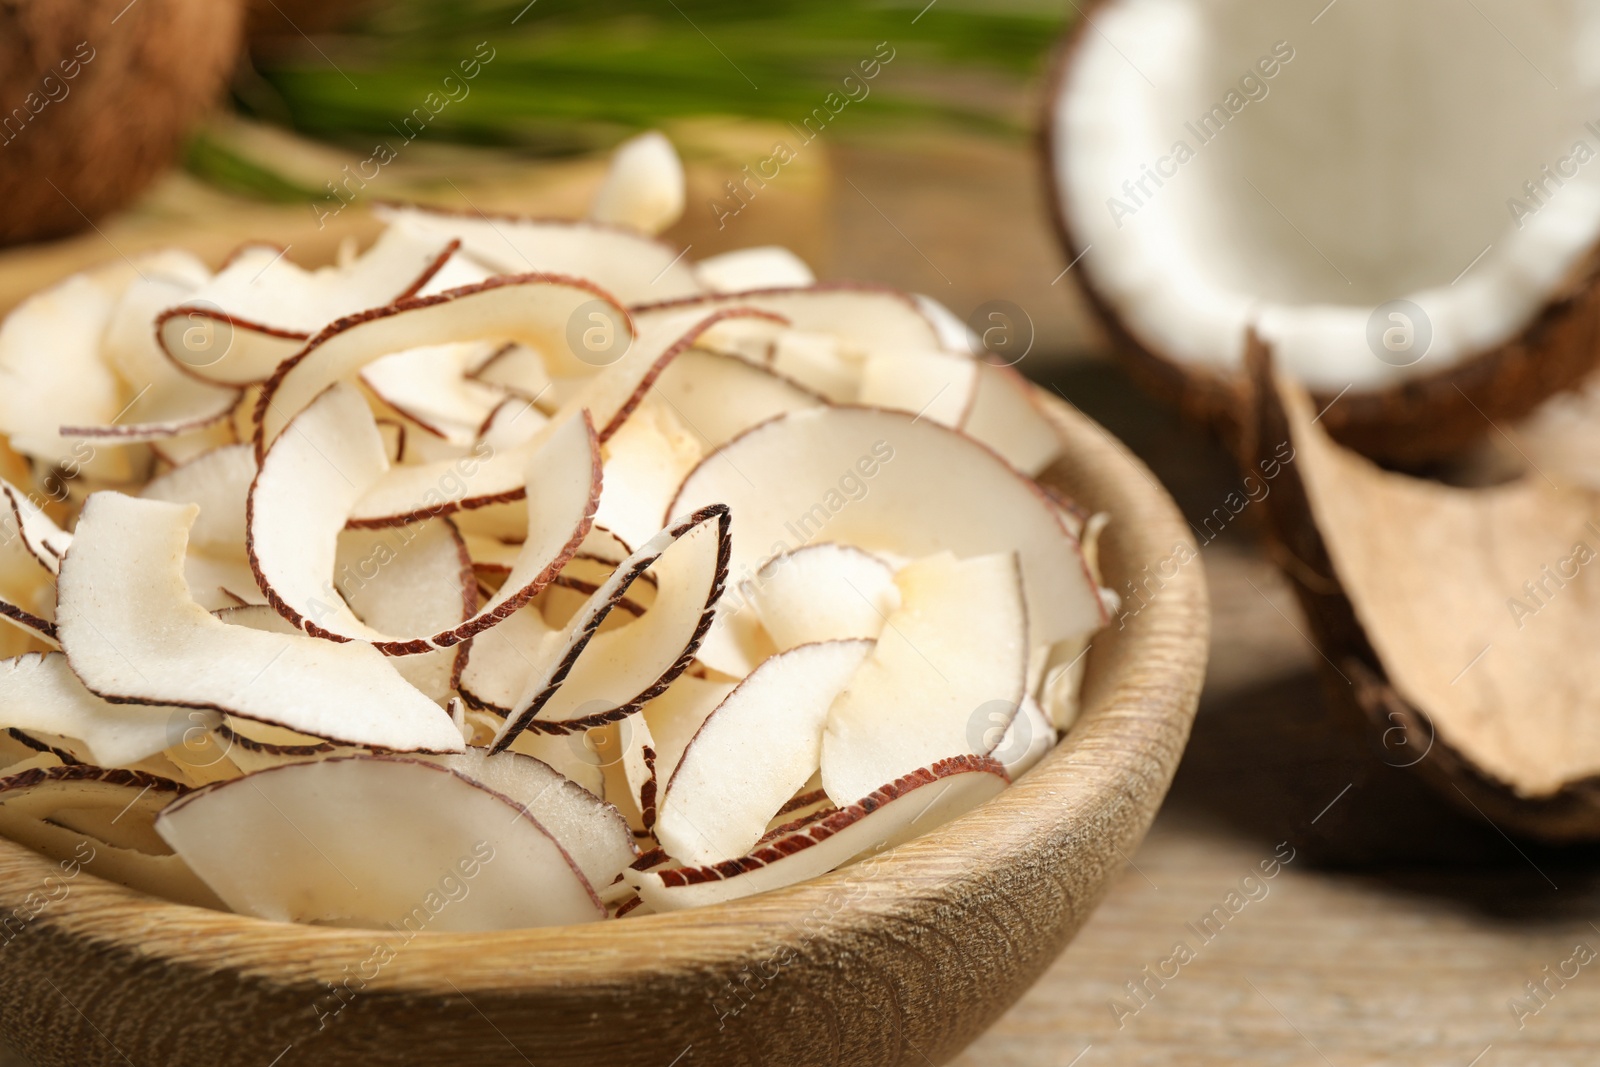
0;387;1208;1067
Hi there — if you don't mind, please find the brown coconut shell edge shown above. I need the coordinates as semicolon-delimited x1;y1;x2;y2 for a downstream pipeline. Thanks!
1038;8;1600;468
1244;333;1600;843
0;0;243;247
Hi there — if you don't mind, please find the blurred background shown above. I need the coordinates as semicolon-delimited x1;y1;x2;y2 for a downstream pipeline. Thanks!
0;0;1103;367
4;1;1600;1064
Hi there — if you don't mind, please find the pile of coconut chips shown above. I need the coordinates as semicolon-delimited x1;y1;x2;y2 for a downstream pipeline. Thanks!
0;133;1111;929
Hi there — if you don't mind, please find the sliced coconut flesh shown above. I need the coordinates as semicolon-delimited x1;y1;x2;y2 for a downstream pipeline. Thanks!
64;264;240;441
0;261;141;478
156;227;458;386
361;340;512;444
1049;0;1600;395
470;342;555;403
0;653;218;767
0;764;223;908
640;672;736;789
492;505;729;746
821;552;1029;806
588;130;687;236
746;543;900;653
55;492;464;753
591;397;704;550
630;755;1007;911
694;247;816;293
213;711;341;776
156;757;604;929
377;202;702;303
458;602;555;715
250;386;597;653
592;716;653;833
658;638;873;866
342;307;773;528
619;713;658;830
334;520;476;699
0;489;60;644
153;417;240;469
255;274;626;455
633;284;944;356
425;745;637;888
673;406;1103;676
141;444;263;610
649;347;824;451
3;479;71;574
858;350;977;429
477;395;552;454
963;364;1063;477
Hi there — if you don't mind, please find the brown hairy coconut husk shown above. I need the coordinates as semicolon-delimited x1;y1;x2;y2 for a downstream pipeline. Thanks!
1248;334;1600;842
1042;0;1600;467
0;0;243;247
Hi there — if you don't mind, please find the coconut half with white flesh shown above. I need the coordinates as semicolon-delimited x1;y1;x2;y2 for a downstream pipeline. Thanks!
1044;0;1600;462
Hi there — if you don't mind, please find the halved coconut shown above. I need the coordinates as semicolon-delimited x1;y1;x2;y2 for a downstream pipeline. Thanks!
55;492;464;753
1253;341;1600;840
155;757;605;929
629;755;1007;911
672;406;1104;676
656;638;873;866
1045;2;1600;462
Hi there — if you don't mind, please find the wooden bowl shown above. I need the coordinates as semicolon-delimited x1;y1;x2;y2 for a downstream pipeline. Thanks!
0;388;1208;1067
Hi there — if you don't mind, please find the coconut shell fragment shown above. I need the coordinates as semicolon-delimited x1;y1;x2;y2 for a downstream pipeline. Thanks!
1251;340;1600;840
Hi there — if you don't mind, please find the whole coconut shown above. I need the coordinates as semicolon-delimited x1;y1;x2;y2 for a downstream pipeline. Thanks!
0;0;243;246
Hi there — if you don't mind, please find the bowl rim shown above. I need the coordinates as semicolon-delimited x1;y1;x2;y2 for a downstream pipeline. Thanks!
0;383;1208;1000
